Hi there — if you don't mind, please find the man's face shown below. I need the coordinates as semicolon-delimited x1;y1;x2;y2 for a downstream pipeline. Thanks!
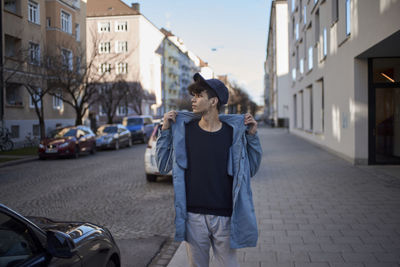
191;91;217;114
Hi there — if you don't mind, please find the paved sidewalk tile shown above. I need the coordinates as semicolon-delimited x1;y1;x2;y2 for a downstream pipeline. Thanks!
233;128;400;266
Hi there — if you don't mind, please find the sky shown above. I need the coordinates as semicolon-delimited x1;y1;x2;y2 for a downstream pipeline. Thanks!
122;0;273;105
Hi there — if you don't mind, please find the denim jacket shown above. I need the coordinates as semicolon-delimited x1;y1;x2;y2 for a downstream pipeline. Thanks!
156;111;262;249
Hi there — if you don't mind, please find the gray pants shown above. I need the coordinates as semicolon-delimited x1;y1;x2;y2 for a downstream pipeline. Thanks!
185;212;239;267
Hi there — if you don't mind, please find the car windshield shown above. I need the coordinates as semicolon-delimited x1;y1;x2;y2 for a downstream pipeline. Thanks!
51;128;77;138
98;126;117;134
126;118;142;126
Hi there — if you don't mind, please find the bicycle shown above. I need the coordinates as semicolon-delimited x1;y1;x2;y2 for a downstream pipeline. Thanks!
0;128;14;152
24;133;40;148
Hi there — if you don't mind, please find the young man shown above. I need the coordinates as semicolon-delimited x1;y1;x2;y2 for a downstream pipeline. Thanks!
156;73;262;267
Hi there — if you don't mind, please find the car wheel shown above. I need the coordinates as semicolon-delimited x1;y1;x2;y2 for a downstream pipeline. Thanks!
73;146;79;159
90;144;96;154
114;141;120;150
146;174;157;182
106;259;116;267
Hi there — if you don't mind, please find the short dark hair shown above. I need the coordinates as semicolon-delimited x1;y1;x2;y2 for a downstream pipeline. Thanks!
188;80;221;111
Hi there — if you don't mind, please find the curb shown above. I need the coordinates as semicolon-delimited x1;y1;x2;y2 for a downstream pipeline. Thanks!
0;156;38;168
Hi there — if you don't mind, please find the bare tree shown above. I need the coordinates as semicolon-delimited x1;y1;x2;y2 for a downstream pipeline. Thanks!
126;81;145;115
3;46;51;140
96;77;129;124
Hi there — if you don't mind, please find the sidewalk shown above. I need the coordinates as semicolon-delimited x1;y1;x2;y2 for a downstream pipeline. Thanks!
0;155;37;168
167;127;400;267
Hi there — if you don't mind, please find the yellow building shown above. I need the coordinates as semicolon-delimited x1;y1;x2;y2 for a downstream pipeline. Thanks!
2;0;86;143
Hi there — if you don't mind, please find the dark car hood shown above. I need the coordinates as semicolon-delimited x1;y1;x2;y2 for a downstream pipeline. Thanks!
27;216;109;245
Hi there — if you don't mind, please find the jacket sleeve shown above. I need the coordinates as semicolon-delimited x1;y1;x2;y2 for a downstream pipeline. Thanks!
245;132;262;177
156;128;173;174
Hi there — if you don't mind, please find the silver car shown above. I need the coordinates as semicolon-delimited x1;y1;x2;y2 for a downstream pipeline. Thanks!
144;122;172;182
96;124;132;150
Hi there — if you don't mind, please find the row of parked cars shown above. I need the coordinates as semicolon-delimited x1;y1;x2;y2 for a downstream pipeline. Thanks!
37;115;171;183
38;115;155;159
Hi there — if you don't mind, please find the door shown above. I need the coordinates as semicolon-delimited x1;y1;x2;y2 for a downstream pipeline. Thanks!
374;87;400;164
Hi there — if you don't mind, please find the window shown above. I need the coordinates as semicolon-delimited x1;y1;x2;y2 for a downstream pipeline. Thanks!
61;10;71;33
29;87;41;108
346;0;351;35
33;124;40;136
61;49;73;70
5;35;20;58
28;1;40;24
99;104;106;116
116;105;127;116
99;63;111;74
5;0;17;13
315;9;320;45
6;83;23;106
75;24;80;41
115;41;128;53
308;86;313;131
291;0;295;13
99;42;111;53
10;125;20;138
115;21;128;32
303;5;307;25
295;23;299;41
53;90;63;110
308;46;313;70
323;28;327;57
314;0;318;4
98;22;110;32
300;58;304;74
292;68;296;81
116;62;128;74
75;56;81;72
46;17;51;27
332;0;338;24
29;42;40;65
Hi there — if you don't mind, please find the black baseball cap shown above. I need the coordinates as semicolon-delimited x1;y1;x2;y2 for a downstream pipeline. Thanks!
193;73;229;105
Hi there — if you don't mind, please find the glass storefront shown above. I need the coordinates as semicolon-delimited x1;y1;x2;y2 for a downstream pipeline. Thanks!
370;58;400;164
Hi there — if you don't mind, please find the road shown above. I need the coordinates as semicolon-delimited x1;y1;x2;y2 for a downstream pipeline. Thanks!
0;143;175;267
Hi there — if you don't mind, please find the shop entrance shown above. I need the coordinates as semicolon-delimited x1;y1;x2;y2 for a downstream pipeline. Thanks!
369;58;400;164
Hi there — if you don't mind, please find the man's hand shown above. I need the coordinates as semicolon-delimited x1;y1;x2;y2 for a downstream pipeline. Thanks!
244;113;257;135
162;110;177;130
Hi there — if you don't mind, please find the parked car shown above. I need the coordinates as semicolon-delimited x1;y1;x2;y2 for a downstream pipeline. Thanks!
96;124;132;150
0;203;120;267
144;122;172;182
38;126;96;159
122;115;154;143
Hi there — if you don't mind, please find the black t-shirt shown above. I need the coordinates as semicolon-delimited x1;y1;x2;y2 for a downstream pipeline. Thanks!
185;119;233;217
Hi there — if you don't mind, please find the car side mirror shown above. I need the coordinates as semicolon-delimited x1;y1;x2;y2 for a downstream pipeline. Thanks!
46;230;76;258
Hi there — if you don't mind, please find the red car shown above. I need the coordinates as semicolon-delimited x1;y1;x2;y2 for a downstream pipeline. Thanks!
38;125;96;159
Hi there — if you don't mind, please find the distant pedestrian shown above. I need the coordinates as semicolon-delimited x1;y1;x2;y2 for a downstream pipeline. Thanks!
156;73;262;267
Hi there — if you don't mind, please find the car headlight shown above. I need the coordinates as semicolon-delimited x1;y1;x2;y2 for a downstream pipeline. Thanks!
59;142;69;148
39;144;45;149
113;134;118;139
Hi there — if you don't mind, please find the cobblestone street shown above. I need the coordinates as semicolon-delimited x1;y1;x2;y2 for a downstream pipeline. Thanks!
0;143;175;266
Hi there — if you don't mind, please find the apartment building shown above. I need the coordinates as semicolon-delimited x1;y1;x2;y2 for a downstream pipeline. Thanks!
266;0;290;127
86;1;164;123
288;0;400;164
2;0;85;142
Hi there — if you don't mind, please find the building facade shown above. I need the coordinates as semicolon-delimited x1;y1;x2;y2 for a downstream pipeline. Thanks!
2;0;85;143
86;1;164;124
288;0;400;165
266;0;290;127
